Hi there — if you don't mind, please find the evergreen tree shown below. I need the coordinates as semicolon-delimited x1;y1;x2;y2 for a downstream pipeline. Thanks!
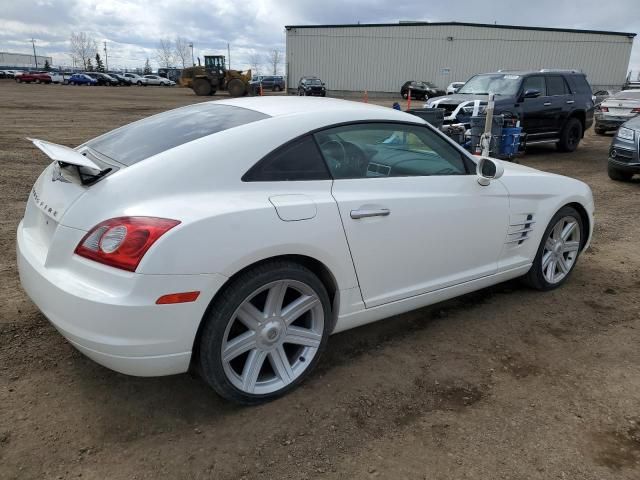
143;58;152;75
43;59;51;71
86;58;94;71
95;53;105;72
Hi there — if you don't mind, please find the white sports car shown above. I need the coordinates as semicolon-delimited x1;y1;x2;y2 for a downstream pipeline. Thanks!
17;97;594;404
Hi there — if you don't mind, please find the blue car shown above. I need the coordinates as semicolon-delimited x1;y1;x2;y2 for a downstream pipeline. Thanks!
69;73;97;86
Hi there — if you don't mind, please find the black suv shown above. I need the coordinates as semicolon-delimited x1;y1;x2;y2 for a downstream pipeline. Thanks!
400;81;445;100
426;70;594;152
250;75;285;93
298;77;326;96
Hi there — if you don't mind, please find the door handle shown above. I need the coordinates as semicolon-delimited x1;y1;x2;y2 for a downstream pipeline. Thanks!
566;100;575;104
350;208;390;219
543;102;552;106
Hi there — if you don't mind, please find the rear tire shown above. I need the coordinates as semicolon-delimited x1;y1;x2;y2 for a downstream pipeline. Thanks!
198;260;331;405
608;165;634;181
522;206;583;291
557;117;582;152
192;78;212;96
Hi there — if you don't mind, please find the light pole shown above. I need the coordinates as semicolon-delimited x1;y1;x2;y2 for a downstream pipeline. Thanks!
31;38;38;69
189;43;194;66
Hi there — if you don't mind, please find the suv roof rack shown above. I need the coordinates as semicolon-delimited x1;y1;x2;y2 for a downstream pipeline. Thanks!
540;68;582;73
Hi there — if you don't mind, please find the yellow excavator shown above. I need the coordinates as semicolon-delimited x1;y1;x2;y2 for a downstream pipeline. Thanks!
180;55;252;97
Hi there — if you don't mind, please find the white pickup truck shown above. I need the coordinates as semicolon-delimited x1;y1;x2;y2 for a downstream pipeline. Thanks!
50;72;72;84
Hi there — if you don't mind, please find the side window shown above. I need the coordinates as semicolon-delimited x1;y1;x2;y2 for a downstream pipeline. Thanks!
314;123;470;180
546;76;569;96
243;135;331;182
523;76;546;95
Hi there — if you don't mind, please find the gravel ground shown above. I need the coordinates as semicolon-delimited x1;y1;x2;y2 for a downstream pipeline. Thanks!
0;80;639;480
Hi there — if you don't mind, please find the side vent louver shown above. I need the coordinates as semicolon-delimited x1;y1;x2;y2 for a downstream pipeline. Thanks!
505;214;535;246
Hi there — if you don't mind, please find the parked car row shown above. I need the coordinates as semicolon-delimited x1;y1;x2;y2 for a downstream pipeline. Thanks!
0;69;24;78
9;71;175;87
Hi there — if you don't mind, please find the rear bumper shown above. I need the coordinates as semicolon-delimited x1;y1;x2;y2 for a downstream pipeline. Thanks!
17;220;228;376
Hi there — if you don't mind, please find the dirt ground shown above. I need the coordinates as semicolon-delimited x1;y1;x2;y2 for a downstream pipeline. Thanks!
1;80;639;480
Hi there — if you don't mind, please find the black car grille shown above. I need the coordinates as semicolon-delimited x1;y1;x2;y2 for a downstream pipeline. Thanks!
610;146;635;163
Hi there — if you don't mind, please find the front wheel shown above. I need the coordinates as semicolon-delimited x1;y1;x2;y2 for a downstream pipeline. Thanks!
557;117;583;152
198;261;331;405
522;206;583;291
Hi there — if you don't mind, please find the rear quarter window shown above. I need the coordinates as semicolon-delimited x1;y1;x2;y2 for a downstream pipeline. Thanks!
86;103;269;166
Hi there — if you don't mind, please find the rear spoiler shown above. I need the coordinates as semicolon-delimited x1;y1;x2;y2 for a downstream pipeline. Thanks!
28;138;113;185
27;138;101;171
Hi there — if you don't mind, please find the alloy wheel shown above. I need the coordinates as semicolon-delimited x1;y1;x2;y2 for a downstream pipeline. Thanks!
541;216;581;284
221;280;324;395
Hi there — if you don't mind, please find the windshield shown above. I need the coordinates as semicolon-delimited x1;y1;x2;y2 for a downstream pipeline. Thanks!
86;103;270;166
457;74;522;96
307;79;321;85
423;82;436;88
613;90;640;100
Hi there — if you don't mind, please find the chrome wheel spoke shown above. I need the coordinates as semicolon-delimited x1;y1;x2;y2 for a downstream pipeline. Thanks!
561;221;577;241
557;255;570;274
236;302;263;331
563;241;580;253
281;295;319;325
269;346;294;384
241;349;267;393
264;281;288;317
552;222;564;240
546;259;557;283
542;251;553;270
284;326;322;348
223;331;257;363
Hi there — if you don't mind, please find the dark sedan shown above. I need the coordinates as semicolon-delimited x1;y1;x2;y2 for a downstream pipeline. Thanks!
400;81;445;100
608;115;640;181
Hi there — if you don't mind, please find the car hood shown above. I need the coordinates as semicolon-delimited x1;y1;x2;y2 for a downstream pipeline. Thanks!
427;93;508;106
623;115;640;130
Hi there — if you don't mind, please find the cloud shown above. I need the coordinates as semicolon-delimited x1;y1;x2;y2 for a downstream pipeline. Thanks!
0;0;637;75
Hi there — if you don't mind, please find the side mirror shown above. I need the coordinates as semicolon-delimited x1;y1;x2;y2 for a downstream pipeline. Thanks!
523;88;541;99
476;157;504;186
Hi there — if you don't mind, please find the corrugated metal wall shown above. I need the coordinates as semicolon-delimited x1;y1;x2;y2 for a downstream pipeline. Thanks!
286;24;634;92
0;52;53;69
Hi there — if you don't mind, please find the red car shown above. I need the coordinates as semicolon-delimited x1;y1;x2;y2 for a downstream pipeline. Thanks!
15;72;52;84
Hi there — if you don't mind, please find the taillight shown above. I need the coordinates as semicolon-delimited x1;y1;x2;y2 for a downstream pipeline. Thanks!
600;106;609;112
632;108;640;113
75;217;180;272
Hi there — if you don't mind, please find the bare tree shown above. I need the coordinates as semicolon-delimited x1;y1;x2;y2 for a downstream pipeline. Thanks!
70;32;97;69
156;38;175;69
249;53;262;76
174;36;191;68
265;49;282;75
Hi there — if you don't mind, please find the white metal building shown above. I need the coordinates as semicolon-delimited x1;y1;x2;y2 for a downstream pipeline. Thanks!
0;51;53;69
285;22;636;94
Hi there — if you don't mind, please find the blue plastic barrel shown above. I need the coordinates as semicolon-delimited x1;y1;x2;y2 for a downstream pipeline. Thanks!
500;127;522;157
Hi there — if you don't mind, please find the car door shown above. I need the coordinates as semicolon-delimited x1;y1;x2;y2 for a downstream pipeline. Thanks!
519;75;553;134
315;122;510;308
545;75;572;132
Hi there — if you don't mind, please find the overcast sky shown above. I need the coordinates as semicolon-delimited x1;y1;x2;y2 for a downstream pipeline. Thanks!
1;0;638;75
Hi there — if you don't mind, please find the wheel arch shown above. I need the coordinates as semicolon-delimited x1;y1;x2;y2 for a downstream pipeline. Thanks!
564;201;590;250
189;254;340;371
567;110;586;137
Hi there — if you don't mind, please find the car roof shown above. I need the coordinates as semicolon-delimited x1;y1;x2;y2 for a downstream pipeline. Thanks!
215;97;419;121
